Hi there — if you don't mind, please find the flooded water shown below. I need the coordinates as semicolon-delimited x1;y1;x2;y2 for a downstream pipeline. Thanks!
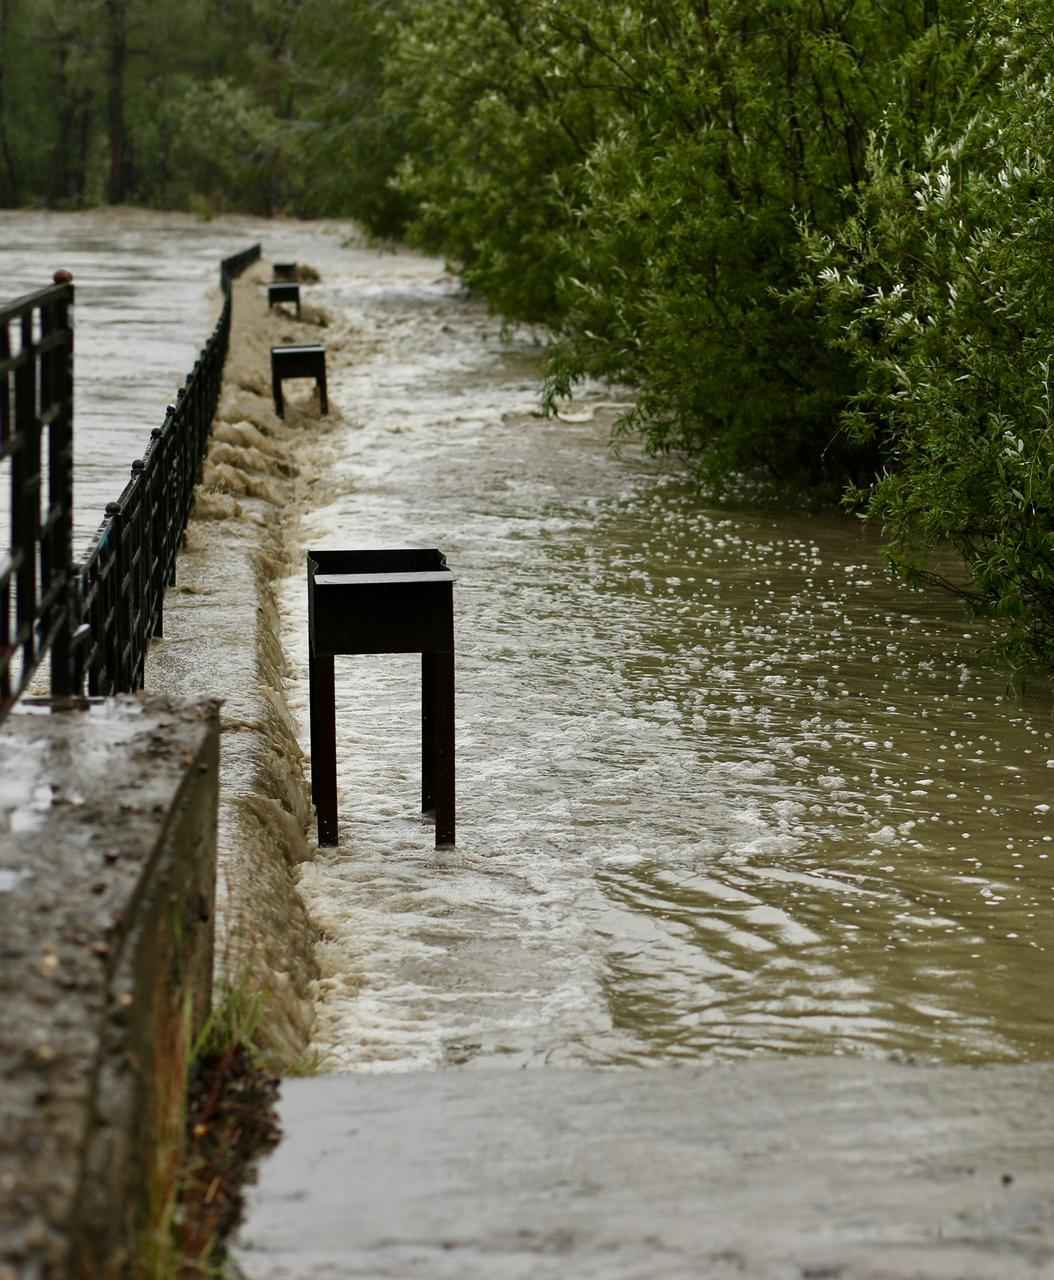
0;210;313;552
7;214;1051;1075
276;245;1054;1073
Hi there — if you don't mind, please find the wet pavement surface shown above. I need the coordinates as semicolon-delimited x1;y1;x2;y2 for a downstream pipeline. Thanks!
241;229;1054;1279
235;1062;1054;1279
8;214;1051;1071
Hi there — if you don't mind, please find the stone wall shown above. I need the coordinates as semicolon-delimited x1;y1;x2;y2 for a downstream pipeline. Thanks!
0;696;219;1279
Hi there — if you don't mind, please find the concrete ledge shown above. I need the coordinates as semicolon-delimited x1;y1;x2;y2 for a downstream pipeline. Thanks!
236;1062;1054;1279
0;695;219;1277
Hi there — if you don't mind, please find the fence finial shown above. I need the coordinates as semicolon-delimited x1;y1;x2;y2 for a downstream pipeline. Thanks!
53;269;73;285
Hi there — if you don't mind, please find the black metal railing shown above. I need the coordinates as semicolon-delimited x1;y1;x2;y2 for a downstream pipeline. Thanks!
0;278;75;717
0;242;261;719
76;242;261;695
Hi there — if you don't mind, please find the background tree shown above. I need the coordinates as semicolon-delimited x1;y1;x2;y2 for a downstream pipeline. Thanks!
284;0;412;235
381;0;615;320
0;0;21;203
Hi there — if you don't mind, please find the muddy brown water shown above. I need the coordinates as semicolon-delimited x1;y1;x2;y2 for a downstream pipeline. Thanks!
275;239;1054;1073
4;213;1051;1075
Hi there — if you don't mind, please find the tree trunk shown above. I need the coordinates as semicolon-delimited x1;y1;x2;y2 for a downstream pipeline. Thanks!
106;0;128;204
0;0;20;204
49;38;74;204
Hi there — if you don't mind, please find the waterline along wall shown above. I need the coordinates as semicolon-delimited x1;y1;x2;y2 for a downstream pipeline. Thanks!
0;247;259;1276
144;264;346;1070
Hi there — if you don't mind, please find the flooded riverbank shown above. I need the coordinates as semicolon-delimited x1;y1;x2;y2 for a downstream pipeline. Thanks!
274;241;1053;1071
5;211;1050;1076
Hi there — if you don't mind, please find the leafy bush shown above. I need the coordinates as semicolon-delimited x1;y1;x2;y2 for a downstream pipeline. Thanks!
551;2;982;487
383;0;972;489
284;0;414;235
798;1;1054;670
160;77;293;215
382;0;618;321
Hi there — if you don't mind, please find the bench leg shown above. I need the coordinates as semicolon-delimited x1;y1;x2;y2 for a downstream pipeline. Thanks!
272;374;285;419
422;652;434;815
309;651;338;846
317;365;329;417
423;649;455;847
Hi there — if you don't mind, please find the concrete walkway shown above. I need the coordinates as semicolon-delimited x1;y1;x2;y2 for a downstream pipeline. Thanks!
233;1060;1054;1279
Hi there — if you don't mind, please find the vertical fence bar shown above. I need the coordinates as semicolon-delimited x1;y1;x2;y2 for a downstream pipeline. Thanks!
41;284;75;697
13;311;39;688
0;278;75;716
0;319;12;711
0;282;74;721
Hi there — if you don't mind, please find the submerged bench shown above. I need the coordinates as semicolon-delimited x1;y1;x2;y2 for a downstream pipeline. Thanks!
271;344;327;418
267;282;301;318
307;548;456;848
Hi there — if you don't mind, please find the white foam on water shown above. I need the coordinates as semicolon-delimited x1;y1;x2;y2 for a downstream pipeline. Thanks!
271;244;1054;1072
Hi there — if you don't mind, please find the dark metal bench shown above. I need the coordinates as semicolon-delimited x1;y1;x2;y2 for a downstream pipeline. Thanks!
273;261;298;281
307;548;456;848
267;282;301;318
270;344;327;418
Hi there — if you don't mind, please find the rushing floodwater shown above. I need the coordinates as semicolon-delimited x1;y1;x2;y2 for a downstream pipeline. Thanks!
274;244;1054;1072
5;214;1051;1073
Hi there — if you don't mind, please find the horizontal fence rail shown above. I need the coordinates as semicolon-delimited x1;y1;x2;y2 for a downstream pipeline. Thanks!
0;279;75;716
0;243;261;721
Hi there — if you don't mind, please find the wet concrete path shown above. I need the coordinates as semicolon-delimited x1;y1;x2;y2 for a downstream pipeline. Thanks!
231;231;1054;1278
274;244;1053;1075
234;1063;1054;1279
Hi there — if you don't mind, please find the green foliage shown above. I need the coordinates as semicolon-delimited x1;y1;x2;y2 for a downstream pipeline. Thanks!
383;0;973;487
0;0;323;213
191;982;267;1063
0;0;103;205
382;0;611;320
560;2;977;486
161;76;292;215
798;0;1054;671
285;0;414;234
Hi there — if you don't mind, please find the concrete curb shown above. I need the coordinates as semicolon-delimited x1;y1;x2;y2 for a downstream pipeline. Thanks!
145;265;343;1070
0;696;219;1277
235;1061;1054;1279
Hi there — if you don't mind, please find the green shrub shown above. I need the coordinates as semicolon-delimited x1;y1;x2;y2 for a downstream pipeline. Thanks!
382;0;972;488
284;0;415;235
798;0;1054;671
383;0;615;321
163;76;293;215
543;1;975;488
